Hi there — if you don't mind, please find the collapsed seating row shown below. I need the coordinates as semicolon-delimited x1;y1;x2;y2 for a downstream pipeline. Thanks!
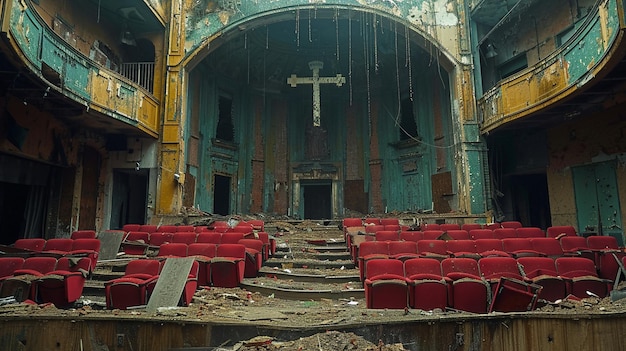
105;241;265;310
156;241;264;284
122;231;275;259
364;256;614;312
11;238;101;268
121;219;265;234
356;236;626;281
0;256;92;307
104;258;198;310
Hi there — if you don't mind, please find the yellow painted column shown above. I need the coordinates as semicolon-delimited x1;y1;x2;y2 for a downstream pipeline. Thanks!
156;0;185;215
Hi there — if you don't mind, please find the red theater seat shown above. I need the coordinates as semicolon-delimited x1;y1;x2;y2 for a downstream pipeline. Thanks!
364;259;409;309
404;258;447;311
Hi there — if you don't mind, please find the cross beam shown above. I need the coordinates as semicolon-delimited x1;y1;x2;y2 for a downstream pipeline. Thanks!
287;61;345;127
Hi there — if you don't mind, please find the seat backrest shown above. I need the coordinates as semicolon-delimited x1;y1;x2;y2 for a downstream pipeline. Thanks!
125;231;150;242
238;238;264;252
417;240;448;255
122;224;142;232
441;257;480;277
125;259;161;276
462;223;484;232
478;257;522;279
422;223;441;231
515;227;545;238
196;232;222;244
22;257;58;274
231;225;254;235
157;225;178;234
176;225;195;232
221;232;245;244
400;231;423;242
54;257;92;272
380;218;400;226
43;238;74;252
555;257;598;277
587;236;619;250
148;232;174;246
215;243;246;258
72;238;100;250
343;218;363;228
501;221;523;229
422;230;445;240
446;230;470;240
446;240;476;254
365;258;403;279
493;228;517;239
247;219;265;231
358;241;390;257
560;236;589;251
475;239;504;253
138;224;158;233
546;225;577;238
404;258;442;277
517;257;558;277
469;229;495;240
530;238;563;257
14;238;46;252
485;223;503;230
388;241;418;256
0;257;25;277
502;238;534;253
383;224;401;232
375;230;399;241
187;243;217;258
440;223;461;231
71;230;97;239
171;232;197;244
157;243;188;257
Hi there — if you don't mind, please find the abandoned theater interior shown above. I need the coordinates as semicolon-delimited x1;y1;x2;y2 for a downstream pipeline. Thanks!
1;0;626;350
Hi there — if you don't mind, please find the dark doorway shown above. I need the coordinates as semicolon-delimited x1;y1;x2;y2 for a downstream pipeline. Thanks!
0;182;28;244
110;170;148;229
510;173;551;229
213;174;231;215
303;181;332;220
79;147;101;230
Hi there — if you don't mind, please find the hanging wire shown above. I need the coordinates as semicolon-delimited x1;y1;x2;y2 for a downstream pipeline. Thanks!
394;21;401;126
309;9;312;42
97;0;101;23
296;8;300;47
335;7;340;61
373;13;379;73
349;9;353;106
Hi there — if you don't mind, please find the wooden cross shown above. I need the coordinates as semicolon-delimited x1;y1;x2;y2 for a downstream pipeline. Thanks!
287;61;345;127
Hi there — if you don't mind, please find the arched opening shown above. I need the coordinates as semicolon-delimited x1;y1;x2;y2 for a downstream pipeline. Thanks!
185;7;455;218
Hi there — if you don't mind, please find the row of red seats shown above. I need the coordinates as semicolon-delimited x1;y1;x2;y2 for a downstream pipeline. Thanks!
12;238;101;269
0;256;92;307
364;256;612;312
157;240;265;284
122;231;275;259
105;259;198;310
369;227;577;242
357;236;625;281
122;219;265;234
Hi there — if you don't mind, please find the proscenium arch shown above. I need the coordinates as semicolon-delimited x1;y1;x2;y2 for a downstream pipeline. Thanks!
181;5;462;216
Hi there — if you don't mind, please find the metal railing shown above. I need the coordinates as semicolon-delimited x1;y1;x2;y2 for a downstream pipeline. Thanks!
119;62;155;93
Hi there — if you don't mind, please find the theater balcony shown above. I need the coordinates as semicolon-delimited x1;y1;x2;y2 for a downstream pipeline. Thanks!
0;0;165;138
473;0;626;134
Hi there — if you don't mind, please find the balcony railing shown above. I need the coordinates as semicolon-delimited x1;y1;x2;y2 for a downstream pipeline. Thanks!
119;62;155;93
